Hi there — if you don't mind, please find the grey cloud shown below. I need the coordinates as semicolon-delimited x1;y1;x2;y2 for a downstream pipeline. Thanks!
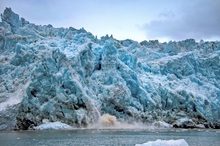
159;10;175;18
143;0;220;41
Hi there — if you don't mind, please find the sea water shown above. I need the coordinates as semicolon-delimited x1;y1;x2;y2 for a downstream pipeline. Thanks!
0;129;219;146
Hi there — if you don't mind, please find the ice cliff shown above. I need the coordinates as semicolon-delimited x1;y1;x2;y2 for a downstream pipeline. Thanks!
0;8;220;130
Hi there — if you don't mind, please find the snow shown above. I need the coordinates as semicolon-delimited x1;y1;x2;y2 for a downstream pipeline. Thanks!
33;121;73;130
135;139;189;146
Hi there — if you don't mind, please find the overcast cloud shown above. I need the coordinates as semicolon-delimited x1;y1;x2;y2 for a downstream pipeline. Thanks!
143;0;220;41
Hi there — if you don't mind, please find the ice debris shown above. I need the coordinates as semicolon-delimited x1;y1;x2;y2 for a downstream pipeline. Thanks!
33;121;72;130
0;8;220;131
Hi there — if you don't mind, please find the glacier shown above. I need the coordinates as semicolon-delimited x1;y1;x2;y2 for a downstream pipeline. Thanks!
0;8;220;131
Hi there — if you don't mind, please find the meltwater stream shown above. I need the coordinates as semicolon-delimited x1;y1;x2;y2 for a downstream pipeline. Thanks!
0;129;219;146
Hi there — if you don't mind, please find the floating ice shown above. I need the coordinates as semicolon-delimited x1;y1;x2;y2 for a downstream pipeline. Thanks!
135;139;189;146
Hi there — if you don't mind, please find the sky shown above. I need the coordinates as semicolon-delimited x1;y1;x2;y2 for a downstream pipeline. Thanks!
0;0;220;42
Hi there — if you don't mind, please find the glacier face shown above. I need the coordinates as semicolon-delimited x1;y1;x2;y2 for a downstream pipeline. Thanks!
0;8;220;130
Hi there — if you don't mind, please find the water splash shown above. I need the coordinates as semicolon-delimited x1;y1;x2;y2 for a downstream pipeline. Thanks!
90;114;168;130
99;114;118;127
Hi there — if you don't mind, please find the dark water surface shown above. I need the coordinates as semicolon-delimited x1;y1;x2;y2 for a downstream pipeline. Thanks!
0;129;219;146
